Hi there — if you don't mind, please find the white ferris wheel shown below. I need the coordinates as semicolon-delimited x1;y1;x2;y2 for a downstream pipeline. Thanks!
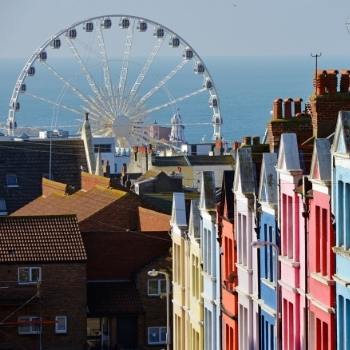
7;15;222;147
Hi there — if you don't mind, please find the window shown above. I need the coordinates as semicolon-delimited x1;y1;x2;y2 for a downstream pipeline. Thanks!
55;316;67;334
18;316;41;335
147;279;166;296
148;326;167;345
6;174;18;187
94;144;112;153
18;267;41;284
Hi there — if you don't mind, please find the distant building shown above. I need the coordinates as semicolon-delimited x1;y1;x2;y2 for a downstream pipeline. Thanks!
0;139;87;214
0;215;87;350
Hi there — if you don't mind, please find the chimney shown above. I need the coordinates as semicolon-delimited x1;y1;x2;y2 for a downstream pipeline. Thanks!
325;70;338;93
340;70;350;93
294;98;303;115
242;136;251;145
81;112;96;174
283;98;293;118
315;70;327;96
272;98;283;119
252;136;260;146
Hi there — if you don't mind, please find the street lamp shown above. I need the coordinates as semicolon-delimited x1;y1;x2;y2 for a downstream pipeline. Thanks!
251;240;280;350
147;269;171;350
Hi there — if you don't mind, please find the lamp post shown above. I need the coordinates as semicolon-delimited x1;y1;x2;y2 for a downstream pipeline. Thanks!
148;269;170;350
251;240;280;350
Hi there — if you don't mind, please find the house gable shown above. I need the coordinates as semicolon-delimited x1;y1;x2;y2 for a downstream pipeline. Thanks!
333;111;350;155
310;138;331;182
170;192;187;227
199;171;216;212
258;153;277;204
277;133;301;172
233;147;255;195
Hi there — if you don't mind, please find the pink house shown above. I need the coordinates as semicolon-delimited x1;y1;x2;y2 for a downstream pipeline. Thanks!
308;139;335;350
277;133;309;349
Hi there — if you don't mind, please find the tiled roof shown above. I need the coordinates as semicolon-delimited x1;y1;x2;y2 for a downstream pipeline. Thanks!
0;139;87;213
0;215;86;263
152;155;234;167
88;282;143;315
83;231;171;280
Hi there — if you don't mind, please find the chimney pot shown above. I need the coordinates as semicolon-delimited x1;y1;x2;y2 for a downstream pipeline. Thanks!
272;98;283;119
252;136;260;146
340;70;350;93
243;136;251;145
283;98;293;118
325;70;338;93
315;70;327;96
294;97;303;115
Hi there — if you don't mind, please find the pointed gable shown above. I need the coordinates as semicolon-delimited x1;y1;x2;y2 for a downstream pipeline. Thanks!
188;200;201;239
234;147;256;194
333;111;350;154
310;138;331;182
219;170;234;220
199;171;216;212
277;133;301;172
259;153;277;204
170;192;187;227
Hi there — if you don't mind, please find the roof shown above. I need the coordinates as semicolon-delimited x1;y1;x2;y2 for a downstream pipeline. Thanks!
171;192;187;227
0;215;86;263
138;207;170;232
310;138;331;182
83;231;171;280
218;170;235;220
199;171;216;211
277;133;301;172
87;282;143;315
259;153;278;204
152;155;234;167
234;147;256;194
0;139;87;214
333;111;350;154
188;199;201;239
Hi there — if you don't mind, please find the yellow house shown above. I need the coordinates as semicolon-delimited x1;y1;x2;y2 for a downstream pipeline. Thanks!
187;200;203;350
171;192;187;350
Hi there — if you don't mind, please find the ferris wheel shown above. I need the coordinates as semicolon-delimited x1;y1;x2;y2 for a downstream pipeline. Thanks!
7;15;222;146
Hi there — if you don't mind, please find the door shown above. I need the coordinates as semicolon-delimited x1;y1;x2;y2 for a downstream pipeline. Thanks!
117;316;138;349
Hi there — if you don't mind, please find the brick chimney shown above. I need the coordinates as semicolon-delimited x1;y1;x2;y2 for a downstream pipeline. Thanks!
272;98;283;119
283;98;293;118
310;68;350;138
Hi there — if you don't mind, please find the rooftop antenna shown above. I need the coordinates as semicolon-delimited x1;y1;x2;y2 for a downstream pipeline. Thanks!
311;52;322;96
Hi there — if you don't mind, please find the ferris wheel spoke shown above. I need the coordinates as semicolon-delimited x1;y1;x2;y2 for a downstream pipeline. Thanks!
85;97;114;122
117;20;136;111
123;36;165;114
96;23;117;114
65;36;115;117
134;59;189;109
25;92;83;116
131;87;206;120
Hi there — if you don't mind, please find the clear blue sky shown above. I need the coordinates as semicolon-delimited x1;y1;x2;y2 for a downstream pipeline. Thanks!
1;0;350;58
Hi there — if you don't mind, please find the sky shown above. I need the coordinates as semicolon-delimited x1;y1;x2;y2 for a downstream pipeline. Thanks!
1;0;350;58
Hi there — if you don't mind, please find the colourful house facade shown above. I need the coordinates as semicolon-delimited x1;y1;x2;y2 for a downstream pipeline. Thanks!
233;147;259;350
277;133;307;349
257;153;278;350
199;171;221;350
332;111;350;350
217;171;238;350
308;138;336;350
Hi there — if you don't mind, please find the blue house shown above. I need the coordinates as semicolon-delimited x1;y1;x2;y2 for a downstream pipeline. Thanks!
257;153;278;350
332;111;350;349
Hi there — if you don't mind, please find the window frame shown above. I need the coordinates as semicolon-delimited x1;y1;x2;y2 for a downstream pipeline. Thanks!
55;315;67;334
147;278;166;296
6;174;18;187
18;267;41;285
18;316;41;335
147;326;167;345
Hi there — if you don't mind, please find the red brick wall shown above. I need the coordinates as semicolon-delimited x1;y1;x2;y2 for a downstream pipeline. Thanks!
136;253;172;350
0;263;86;350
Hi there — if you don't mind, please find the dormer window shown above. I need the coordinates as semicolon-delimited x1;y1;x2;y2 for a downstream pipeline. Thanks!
6;174;18;187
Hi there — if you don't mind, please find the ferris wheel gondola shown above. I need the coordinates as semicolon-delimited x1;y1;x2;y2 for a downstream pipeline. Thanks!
8;15;222;146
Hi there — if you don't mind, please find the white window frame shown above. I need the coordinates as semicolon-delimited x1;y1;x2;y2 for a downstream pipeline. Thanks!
18;316;41;335
55;316;67;334
6;174;18;187
147;279;166;296
18;267;41;285
148;326;167;345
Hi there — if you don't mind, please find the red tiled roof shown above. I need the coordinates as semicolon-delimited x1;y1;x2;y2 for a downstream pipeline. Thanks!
87;282;143;315
138;207;170;232
0;215;86;263
83;231;171;280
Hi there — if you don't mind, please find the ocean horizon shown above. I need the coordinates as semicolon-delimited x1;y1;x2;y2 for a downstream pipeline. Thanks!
1;54;350;144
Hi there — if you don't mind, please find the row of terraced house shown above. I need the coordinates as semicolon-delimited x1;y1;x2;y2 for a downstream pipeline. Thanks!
171;69;350;350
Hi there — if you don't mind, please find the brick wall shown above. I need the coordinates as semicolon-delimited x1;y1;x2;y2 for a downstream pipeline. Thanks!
0;263;86;350
136;253;172;350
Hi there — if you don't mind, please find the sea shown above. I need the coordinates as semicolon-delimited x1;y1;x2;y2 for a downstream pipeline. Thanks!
0;55;349;144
